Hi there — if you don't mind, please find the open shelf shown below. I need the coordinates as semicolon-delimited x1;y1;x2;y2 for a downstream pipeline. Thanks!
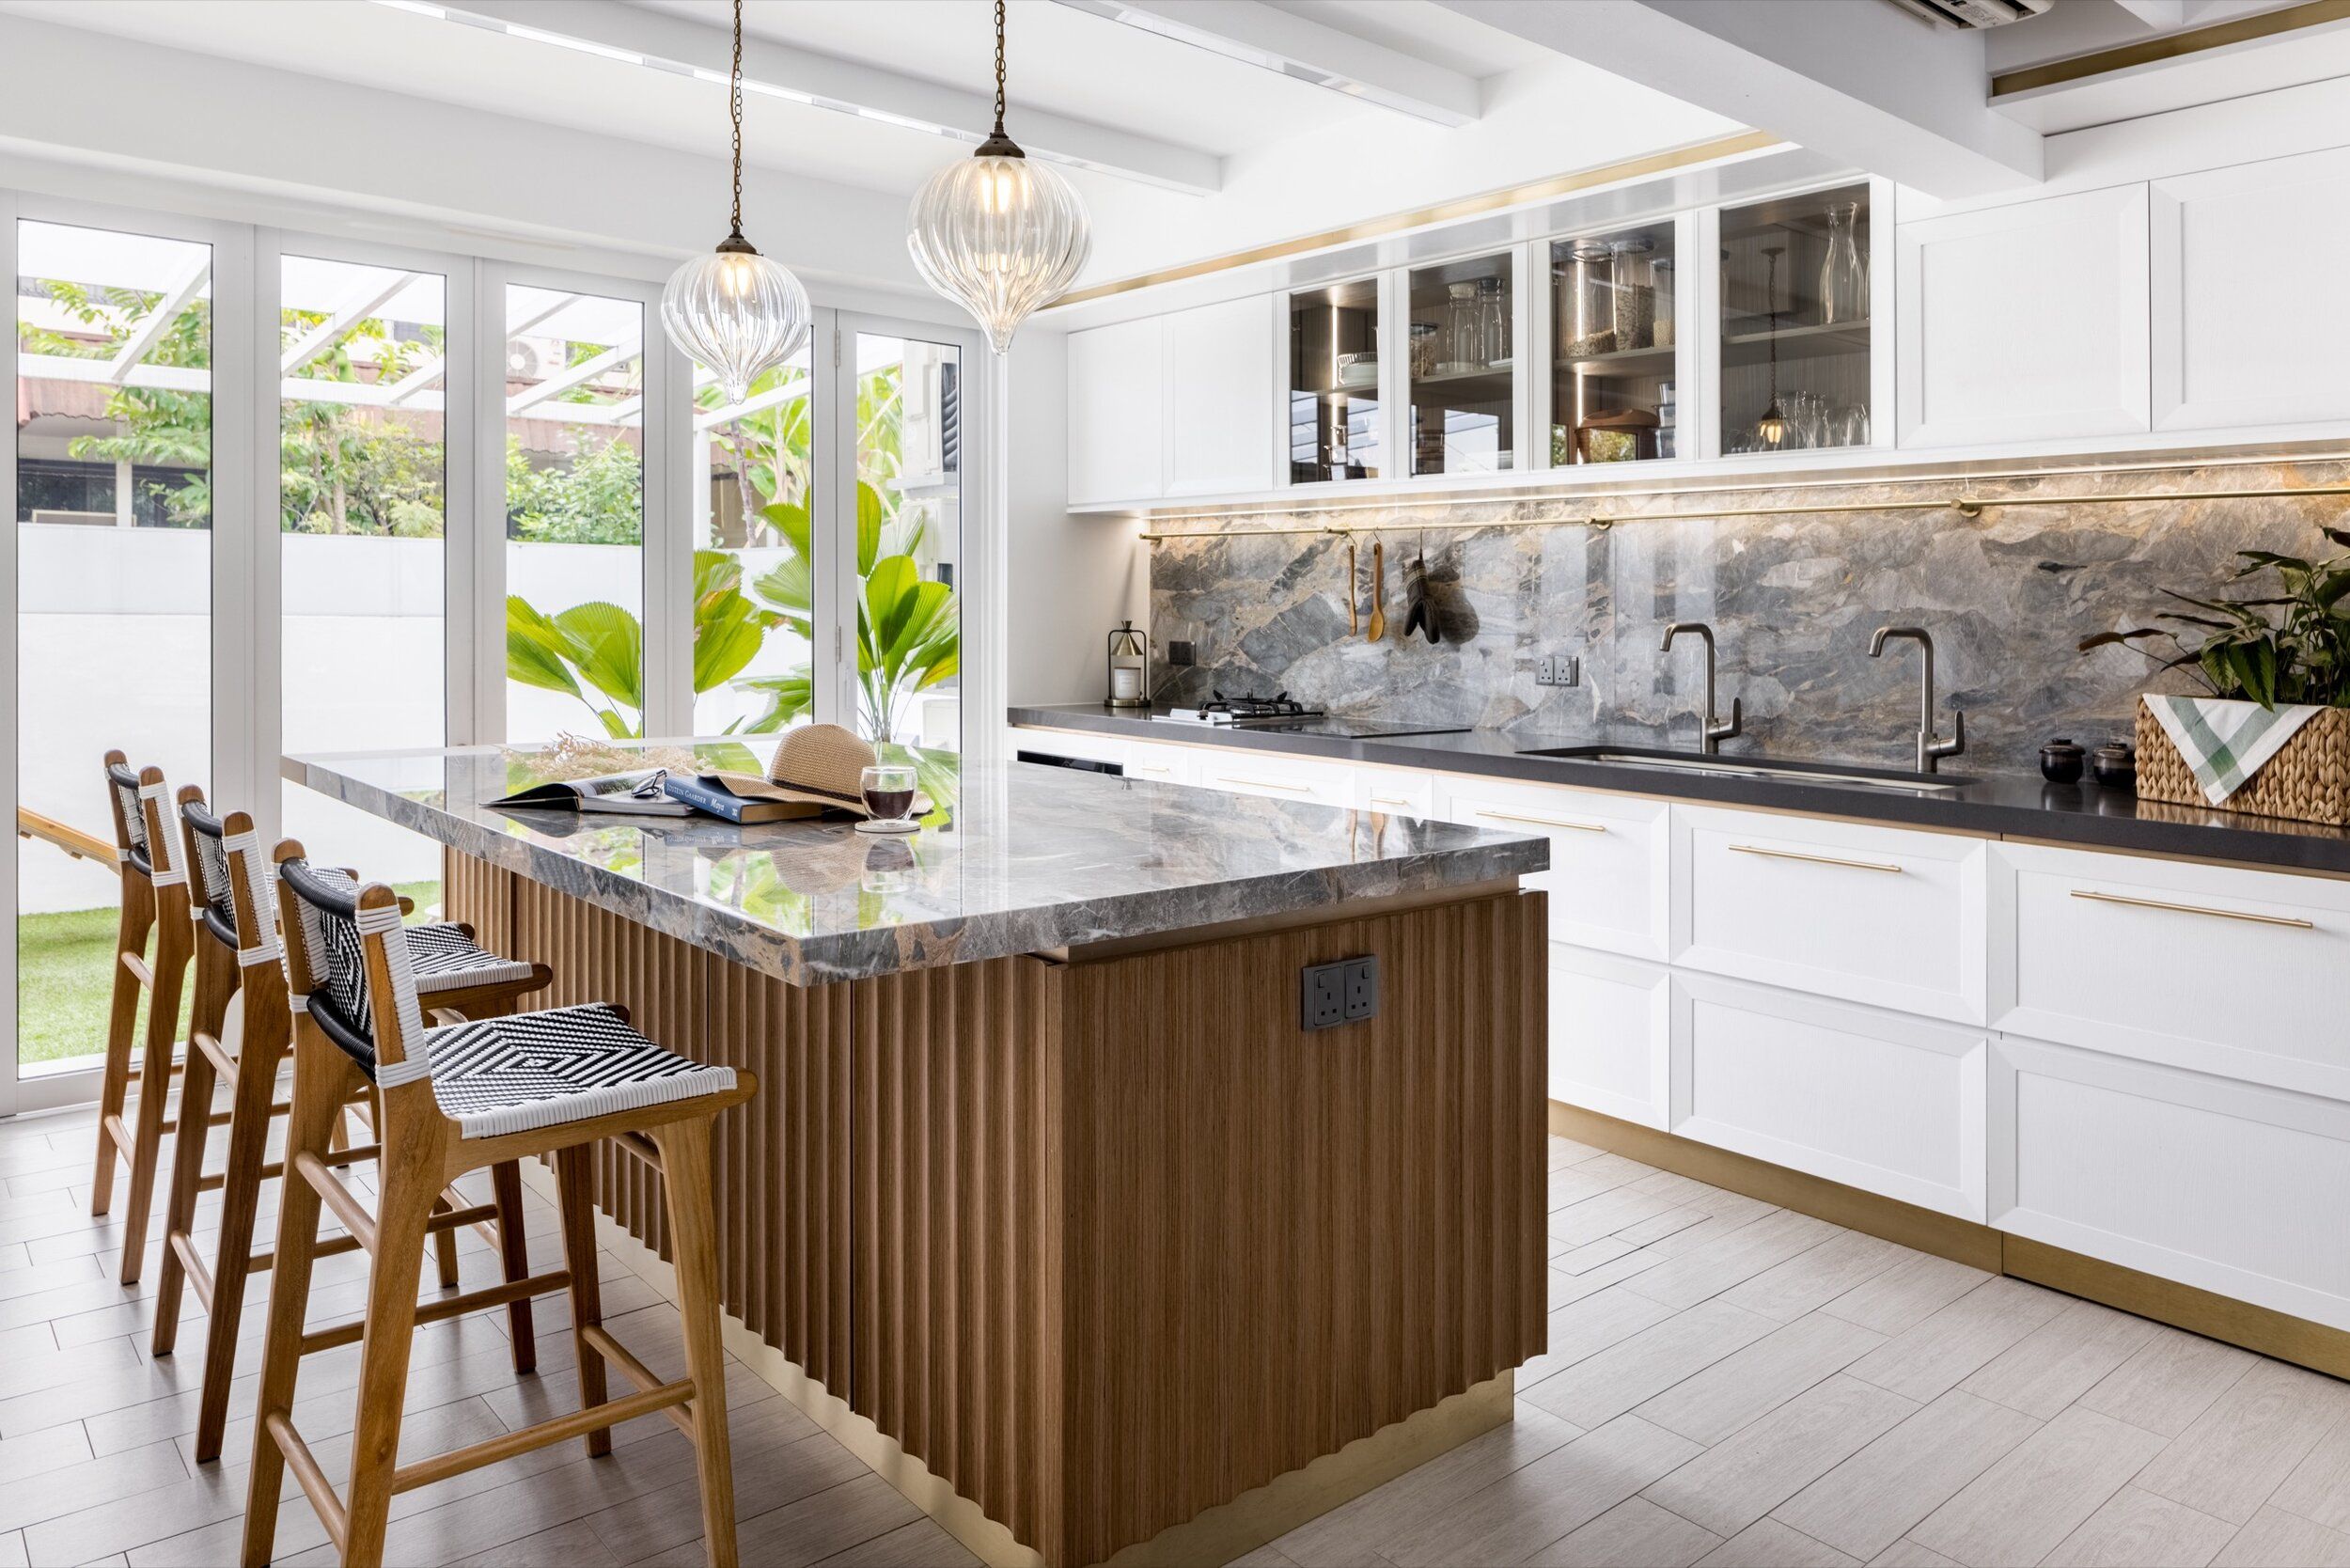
1555;342;1675;378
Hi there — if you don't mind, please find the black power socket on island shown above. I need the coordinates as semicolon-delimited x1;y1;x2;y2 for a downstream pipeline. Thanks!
1301;955;1379;1031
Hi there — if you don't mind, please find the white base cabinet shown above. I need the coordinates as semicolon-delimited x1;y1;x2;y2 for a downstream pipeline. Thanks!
1011;721;2350;1335
1673;972;1988;1221
1993;1035;2350;1333
1672;805;1988;1024
1548;946;1670;1131
1992;841;2350;1102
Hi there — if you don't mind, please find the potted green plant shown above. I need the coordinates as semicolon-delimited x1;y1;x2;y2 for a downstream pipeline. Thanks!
2080;527;2350;823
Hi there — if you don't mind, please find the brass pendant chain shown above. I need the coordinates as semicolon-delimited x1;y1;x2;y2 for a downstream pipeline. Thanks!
729;0;745;238
993;0;1008;136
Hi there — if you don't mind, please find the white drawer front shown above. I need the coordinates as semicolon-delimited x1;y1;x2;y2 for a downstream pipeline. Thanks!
1992;1037;2350;1332
1121;741;1197;787
1436;777;1669;960
1352;767;1437;819
1674;974;1987;1220
1674;806;1987;1023
1993;843;2350;1100
1549;946;1669;1130
1192;749;1355;808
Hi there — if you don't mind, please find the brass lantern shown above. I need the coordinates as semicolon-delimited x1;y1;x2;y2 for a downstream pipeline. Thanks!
1106;620;1150;709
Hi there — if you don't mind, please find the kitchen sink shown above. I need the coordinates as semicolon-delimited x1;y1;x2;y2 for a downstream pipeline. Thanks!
1517;745;1969;795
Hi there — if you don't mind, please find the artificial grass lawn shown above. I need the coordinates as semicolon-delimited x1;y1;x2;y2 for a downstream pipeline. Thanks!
17;881;441;1070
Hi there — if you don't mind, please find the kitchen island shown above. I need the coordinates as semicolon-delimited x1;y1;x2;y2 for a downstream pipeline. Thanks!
285;738;1552;1568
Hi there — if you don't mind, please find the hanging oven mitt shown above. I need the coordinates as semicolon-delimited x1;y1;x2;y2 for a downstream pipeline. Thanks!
1402;555;1441;646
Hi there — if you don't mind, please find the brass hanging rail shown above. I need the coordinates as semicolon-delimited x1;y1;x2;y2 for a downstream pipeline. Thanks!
1136;481;2350;542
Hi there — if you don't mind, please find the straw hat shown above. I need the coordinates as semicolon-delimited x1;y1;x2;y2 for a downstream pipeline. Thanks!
760;724;882;816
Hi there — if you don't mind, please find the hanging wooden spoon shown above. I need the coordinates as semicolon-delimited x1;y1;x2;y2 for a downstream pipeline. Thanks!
1346;539;1358;635
1366;541;1387;641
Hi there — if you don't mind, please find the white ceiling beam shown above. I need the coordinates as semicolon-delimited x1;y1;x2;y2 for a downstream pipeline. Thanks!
281;273;415;374
384;290;578;407
1046;0;1480;127
506;337;642;415
1434;0;2044;199
427;0;1222;195
104;255;210;385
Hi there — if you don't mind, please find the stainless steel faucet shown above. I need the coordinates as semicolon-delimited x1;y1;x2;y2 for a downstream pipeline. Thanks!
1869;626;1966;774
1660;621;1743;756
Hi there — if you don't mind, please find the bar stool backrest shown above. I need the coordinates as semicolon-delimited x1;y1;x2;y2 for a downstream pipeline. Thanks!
102;753;180;889
275;855;426;1087
179;793;242;954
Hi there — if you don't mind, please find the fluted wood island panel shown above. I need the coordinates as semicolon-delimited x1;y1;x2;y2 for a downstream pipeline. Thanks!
290;739;1549;1565
449;853;1546;1563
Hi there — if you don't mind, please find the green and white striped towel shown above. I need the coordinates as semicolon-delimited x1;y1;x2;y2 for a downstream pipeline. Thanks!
2144;695;2324;806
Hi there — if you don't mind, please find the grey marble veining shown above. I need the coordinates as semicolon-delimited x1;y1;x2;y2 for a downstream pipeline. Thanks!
285;739;1546;988
1150;459;2350;775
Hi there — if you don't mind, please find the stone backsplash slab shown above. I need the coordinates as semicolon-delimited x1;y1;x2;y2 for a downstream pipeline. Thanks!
1146;459;2350;775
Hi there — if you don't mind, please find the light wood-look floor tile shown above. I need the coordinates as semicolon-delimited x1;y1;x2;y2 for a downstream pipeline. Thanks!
1907;1405;2170;1566
2041;1484;2238;1568
6;1115;2347;1568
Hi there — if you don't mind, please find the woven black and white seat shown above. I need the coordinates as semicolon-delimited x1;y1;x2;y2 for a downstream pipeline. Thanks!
297;866;541;1000
280;856;734;1138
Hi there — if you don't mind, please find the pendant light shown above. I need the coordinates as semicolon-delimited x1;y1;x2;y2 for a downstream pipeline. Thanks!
1754;245;1788;448
661;0;811;403
906;0;1091;353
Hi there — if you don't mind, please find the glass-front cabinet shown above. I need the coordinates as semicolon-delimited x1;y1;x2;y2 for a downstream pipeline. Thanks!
1550;222;1676;466
1287;277;1383;483
1718;182;1872;455
1405;252;1514;476
1255;180;1882;495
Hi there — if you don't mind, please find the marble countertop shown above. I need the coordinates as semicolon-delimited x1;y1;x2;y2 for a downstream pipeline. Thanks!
284;739;1548;987
1010;703;2350;877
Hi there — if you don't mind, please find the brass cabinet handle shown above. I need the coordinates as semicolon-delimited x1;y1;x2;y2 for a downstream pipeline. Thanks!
1369;794;1417;808
2070;888;2314;929
1221;775;1316;793
1130;763;1174;775
1729;843;1902;874
1474;808;1607;833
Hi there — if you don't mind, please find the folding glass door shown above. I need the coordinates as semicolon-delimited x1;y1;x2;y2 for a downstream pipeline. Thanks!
6;205;245;1112
835;318;970;754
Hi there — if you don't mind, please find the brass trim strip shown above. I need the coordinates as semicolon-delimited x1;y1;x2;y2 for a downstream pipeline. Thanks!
1991;0;2350;98
1731;842;1903;874
1475;808;1607;834
2070;888;2315;929
1137;477;2350;541
1048;130;1784;308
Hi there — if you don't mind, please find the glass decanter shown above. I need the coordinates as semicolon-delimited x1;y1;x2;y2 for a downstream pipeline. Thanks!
1819;201;1868;325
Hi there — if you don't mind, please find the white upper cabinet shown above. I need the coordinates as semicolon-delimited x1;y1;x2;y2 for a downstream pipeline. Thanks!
2152;147;2350;432
1163;296;1277;496
1066;315;1164;507
1897;184;2151;449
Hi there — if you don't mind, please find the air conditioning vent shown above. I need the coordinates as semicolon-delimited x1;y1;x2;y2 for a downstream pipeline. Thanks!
1882;0;2051;26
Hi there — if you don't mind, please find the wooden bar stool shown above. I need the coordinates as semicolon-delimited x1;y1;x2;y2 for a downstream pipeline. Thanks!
243;851;755;1568
151;802;558;1465
89;753;194;1285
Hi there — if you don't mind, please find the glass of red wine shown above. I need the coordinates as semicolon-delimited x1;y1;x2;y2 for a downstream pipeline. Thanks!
857;763;919;834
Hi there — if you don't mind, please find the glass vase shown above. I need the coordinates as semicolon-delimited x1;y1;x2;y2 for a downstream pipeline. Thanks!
1819;201;1868;325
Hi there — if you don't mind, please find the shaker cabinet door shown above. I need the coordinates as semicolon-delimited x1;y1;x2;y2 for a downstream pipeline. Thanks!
1896;184;2150;448
2152;147;2350;431
1067;317;1164;507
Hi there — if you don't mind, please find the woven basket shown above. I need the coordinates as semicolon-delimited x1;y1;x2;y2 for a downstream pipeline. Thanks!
2136;698;2350;826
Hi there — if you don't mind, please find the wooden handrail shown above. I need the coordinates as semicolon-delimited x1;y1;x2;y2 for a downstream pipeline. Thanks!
18;807;116;869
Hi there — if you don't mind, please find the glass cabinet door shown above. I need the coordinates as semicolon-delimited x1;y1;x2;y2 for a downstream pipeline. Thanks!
1551;224;1675;466
1405;253;1513;476
1287;278;1382;483
1720;182;1872;454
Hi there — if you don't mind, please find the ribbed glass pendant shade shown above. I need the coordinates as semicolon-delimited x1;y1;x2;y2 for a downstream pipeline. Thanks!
661;239;811;404
908;151;1090;353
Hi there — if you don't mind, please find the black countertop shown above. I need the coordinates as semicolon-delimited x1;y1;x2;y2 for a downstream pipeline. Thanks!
1009;703;2350;877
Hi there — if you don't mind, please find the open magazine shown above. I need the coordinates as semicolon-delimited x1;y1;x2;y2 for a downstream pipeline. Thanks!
492;769;692;817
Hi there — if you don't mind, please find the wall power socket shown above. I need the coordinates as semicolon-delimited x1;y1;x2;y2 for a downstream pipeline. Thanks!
1535;654;1581;688
1301;956;1379;1031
